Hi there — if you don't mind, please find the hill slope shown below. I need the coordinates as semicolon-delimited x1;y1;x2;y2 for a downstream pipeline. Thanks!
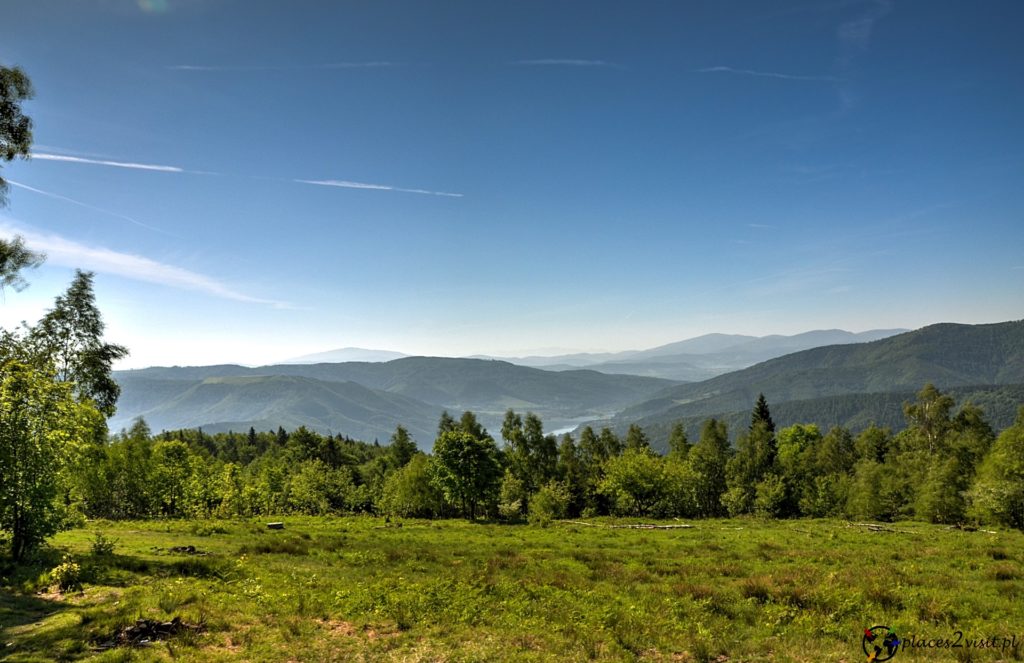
113;357;677;443
609;320;1024;432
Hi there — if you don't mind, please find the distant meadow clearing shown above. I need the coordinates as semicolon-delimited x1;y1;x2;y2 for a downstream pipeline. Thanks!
2;517;1022;662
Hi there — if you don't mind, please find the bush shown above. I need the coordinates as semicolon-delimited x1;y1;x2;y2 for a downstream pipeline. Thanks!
90;531;117;557
50;555;83;592
528;481;569;527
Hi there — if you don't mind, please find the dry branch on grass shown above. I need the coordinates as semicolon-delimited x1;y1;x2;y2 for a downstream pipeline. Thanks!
558;520;695;530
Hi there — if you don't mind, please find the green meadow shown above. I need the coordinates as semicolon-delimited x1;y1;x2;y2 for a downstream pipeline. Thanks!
2;517;1022;662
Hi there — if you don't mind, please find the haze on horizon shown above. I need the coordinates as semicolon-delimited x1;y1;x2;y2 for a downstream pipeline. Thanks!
1;0;1021;369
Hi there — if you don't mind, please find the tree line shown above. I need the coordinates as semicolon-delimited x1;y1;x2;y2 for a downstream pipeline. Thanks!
54;387;1024;533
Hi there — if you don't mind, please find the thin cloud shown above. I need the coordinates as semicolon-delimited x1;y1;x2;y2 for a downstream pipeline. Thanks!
7;180;172;236
296;179;463;198
33;149;462;199
167;61;401;72
836;0;893;109
514;59;622;68
696;66;841;82
32;153;185;173
1;222;289;308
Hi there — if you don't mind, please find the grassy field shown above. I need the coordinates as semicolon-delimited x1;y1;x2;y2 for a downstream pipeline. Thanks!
1;517;1022;662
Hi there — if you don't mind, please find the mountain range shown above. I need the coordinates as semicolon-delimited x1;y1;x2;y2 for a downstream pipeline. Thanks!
111;322;1023;450
595;320;1024;448
295;329;908;381
112;358;675;444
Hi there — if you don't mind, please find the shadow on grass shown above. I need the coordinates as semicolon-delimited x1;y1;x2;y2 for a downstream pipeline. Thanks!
2;549;223;661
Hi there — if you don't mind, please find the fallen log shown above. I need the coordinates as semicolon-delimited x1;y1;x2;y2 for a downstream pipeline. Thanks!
558;520;694;530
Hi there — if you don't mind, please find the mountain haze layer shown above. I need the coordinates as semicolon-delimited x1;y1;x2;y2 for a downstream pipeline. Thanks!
113;357;676;445
483;329;907;381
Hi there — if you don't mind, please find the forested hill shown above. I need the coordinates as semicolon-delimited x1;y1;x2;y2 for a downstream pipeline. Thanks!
620;383;1024;452
611;320;1024;428
113;357;677;443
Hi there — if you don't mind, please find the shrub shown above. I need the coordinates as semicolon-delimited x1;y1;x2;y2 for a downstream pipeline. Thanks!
91;531;117;557
528;481;569;527
50;555;83;592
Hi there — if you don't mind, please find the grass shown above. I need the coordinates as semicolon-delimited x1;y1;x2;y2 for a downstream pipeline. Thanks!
1;517;1022;661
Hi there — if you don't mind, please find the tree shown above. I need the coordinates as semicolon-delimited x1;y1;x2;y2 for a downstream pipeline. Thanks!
28;270;128;417
528;481;570;526
0;360;98;559
668;422;691;460
388;425;418;468
430;429;501;519
556;434;586;517
1;65;44;292
600;448;667;516
724;421;776;516
688;418;730;517
751;393;776;434
625;423;650;452
0;236;43;294
902;383;955;454
0;65;33;202
969;407;1024;529
437;411;457;437
381;454;444;518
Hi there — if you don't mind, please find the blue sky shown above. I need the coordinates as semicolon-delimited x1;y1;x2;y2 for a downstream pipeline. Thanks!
1;0;1021;368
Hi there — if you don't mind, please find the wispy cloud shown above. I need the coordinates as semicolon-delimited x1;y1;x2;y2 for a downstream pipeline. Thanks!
7;180;171;235
835;0;893;109
167;61;401;72
32;152;185;173
837;0;893;59
514;59;622;68
1;221;289;308
696;66;841;82
33;149;463;200
296;179;463;198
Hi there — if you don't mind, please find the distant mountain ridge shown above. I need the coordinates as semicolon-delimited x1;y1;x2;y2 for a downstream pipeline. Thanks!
112;357;676;445
602;320;1024;438
504;329;908;381
283;347;408;364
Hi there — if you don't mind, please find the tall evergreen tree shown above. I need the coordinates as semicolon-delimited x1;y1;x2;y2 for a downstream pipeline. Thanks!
388;425;418;468
750;393;776;434
625;423;651;453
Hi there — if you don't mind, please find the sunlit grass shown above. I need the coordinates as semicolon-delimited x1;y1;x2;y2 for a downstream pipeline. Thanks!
2;517;1022;661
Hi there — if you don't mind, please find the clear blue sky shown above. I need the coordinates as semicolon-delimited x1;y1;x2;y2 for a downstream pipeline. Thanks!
1;0;1021;368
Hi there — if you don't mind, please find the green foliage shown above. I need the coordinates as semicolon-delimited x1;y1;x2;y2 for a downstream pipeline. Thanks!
624;423;650;452
528;481;569;526
90;531;117;557
688;418;730;517
0;64;34;205
48;554;83;593
381;454;443;518
600;448;666;516
0;359;98;559
0;235;43;293
430;426;501;519
388;425;418;468
725;417;777;516
28;270;128;417
969;407;1024;528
